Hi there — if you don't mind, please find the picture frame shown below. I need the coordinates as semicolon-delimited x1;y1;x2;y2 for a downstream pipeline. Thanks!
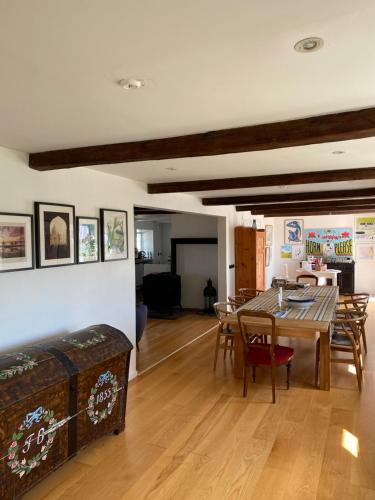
35;202;75;268
0;212;34;273
100;209;128;261
265;246;271;267
76;217;99;264
284;219;304;245
356;243;375;261
265;225;273;247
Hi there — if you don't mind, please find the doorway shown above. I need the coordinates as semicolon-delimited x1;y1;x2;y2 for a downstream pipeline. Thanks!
134;207;220;372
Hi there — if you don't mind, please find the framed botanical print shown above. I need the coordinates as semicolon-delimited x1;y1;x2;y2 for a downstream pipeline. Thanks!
284;219;304;245
265;246;271;267
0;213;34;272
35;202;75;268
100;209;128;261
265;225;273;247
76;217;99;264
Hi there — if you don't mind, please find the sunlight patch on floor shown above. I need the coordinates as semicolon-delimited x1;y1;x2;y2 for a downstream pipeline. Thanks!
342;429;359;458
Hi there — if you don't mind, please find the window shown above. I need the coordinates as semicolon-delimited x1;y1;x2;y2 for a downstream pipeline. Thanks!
136;229;154;256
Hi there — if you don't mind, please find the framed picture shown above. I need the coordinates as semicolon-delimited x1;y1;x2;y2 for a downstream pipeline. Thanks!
35;202;75;268
355;217;375;242
284;219;303;245
281;244;292;259
76;217;99;264
356;244;375;261
100;209;128;261
0;213;34;273
265;246;271;267
265;225;273;247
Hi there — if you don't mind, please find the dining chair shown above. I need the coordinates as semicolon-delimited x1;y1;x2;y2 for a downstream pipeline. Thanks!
296;274;318;286
238;288;264;299
237;310;294;403
315;309;367;391
213;302;236;370
338;294;369;353
228;295;247;309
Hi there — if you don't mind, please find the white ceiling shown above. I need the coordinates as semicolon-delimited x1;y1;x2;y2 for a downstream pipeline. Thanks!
2;1;375;198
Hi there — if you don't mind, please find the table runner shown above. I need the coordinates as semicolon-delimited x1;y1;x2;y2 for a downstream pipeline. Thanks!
239;286;338;322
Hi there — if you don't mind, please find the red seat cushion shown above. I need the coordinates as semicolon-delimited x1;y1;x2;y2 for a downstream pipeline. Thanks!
246;344;294;366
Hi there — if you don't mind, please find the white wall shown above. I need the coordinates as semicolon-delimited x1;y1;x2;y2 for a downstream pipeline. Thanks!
0;147;239;378
266;214;375;294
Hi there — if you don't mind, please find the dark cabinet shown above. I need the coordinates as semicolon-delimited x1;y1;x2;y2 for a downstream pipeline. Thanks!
327;262;355;293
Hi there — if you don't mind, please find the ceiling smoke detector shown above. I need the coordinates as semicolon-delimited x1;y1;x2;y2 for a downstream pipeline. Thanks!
118;78;145;90
332;150;345;155
294;37;324;53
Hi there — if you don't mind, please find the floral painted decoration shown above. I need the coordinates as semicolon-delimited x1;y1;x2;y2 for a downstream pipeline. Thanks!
0;354;38;380
7;408;57;478
61;330;106;350
87;371;119;425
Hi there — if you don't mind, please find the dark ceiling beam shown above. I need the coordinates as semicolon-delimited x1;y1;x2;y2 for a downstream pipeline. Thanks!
249;204;375;217
148;167;375;194
202;186;375;206
260;207;375;217
236;198;375;212
29;106;375;171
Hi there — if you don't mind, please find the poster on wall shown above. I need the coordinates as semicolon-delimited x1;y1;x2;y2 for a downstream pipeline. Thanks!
281;244;292;259
355;217;375;241
304;228;353;258
356;244;375;261
292;245;305;260
284;219;303;245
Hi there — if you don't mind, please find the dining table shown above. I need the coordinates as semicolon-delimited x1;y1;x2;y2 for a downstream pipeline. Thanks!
226;285;339;390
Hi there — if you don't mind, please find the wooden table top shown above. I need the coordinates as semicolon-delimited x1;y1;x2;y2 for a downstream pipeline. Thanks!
228;286;339;333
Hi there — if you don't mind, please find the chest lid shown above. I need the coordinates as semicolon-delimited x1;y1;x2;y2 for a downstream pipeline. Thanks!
0;346;68;411
38;324;133;371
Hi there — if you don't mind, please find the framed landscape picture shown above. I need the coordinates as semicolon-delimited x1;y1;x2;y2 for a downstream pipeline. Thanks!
0;213;34;273
284;219;303;245
35;202;75;268
100;209;128;261
76;217;99;264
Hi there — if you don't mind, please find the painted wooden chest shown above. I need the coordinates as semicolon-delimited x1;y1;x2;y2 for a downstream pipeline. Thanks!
39;324;133;452
0;324;133;499
0;347;70;500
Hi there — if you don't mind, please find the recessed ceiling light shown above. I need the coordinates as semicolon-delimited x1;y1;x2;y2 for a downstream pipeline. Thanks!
332;150;345;155
118;78;145;90
294;37;324;53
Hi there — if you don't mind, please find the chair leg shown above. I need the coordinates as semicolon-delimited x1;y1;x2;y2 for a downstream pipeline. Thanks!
243;365;248;397
136;342;140;352
315;340;320;388
252;365;256;383
286;362;291;390
224;337;229;360
362;329;368;354
353;348;363;392
271;364;276;404
230;337;234;357
213;328;221;371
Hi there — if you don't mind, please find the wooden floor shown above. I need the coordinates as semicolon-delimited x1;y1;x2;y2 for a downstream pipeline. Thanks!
26;303;375;499
136;313;218;372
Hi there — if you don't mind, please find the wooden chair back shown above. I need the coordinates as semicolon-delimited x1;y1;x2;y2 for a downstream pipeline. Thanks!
228;295;247;310
237;309;276;359
334;309;368;345
296;274;318;286
238;288;264;299
213;302;234;325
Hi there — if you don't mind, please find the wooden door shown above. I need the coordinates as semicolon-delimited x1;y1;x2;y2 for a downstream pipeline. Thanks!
255;230;265;290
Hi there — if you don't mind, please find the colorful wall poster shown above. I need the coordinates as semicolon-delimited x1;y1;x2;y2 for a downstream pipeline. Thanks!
284;219;303;245
281;244;292;259
304;228;353;257
355;217;375;241
292;245;305;260
356;244;375;261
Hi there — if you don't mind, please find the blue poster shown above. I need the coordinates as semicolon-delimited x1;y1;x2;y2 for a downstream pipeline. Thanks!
304;228;353;257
